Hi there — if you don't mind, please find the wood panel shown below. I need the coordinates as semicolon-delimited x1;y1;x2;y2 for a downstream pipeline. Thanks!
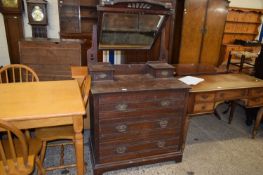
3;15;24;64
200;0;228;65
179;0;207;64
19;38;87;81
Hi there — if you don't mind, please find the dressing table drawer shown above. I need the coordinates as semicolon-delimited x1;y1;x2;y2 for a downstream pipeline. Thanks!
249;88;263;97
193;102;214;113
195;93;215;102
247;97;263;107
215;90;246;100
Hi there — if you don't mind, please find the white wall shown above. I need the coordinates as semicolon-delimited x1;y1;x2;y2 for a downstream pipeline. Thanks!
229;0;263;9
23;0;60;38
0;13;10;66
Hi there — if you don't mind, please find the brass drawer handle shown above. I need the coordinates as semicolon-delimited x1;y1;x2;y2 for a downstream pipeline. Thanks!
95;73;107;79
201;94;209;99
115;124;127;133
116;146;127;154
161;71;169;76
157;141;166;148
115;103;128;111
159;120;168;128
160;100;170;107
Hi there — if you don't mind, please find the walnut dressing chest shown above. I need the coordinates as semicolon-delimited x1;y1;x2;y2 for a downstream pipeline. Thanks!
89;62;190;175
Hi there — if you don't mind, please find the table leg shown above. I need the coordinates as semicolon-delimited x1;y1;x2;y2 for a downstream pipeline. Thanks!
252;107;263;139
73;116;84;175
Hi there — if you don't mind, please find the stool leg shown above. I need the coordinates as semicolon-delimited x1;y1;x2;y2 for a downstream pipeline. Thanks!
239;55;245;72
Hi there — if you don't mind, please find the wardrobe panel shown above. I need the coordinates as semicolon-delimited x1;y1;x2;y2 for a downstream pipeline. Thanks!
179;0;207;64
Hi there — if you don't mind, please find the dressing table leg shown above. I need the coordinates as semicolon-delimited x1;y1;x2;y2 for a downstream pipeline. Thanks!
252;107;263;139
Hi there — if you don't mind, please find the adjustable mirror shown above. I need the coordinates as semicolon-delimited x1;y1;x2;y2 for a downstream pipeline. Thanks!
97;0;173;50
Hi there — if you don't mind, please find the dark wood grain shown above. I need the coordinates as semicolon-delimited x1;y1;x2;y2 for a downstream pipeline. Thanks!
89;62;190;175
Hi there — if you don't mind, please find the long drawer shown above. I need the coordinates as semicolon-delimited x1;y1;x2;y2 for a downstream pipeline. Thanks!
99;137;180;163
99;114;182;142
99;91;186;104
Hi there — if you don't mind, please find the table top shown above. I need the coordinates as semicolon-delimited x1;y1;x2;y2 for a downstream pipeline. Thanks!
190;73;263;92
0;80;86;121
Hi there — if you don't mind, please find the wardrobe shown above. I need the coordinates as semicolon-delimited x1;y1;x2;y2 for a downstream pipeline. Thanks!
179;0;229;65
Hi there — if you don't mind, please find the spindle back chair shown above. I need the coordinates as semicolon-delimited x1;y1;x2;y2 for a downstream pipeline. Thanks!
0;119;44;174
0;64;39;83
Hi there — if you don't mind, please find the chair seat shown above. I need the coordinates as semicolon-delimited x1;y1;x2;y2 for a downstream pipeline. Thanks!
0;138;42;175
35;126;75;141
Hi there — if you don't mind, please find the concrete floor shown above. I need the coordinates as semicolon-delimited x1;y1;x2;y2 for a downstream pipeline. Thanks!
42;103;263;175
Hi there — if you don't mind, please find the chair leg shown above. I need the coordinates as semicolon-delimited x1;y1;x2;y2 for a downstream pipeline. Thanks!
36;156;46;175
40;141;47;165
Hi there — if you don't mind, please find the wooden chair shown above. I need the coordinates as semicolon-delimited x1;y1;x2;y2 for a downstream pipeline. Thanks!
0;119;45;175
35;75;91;172
0;64;39;83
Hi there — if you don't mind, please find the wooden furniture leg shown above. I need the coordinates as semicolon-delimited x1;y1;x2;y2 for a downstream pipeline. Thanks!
252;107;263;139
73;116;84;175
228;101;236;124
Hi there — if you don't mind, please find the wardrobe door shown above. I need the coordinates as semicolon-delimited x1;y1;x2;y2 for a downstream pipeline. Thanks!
179;0;208;64
200;0;228;65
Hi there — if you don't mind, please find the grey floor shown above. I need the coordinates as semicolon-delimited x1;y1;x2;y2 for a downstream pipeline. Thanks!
38;104;263;175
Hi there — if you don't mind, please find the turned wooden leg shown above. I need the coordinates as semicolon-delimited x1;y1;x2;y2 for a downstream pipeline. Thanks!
252;107;263;139
228;101;236;124
73;115;84;175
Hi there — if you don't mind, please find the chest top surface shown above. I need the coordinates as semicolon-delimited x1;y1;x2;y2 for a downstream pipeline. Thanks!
89;62;190;94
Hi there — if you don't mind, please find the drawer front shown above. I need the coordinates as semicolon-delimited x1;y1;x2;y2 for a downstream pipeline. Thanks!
249;88;263;97
247;97;263;107
99;91;186;104
99;137;180;163
99;115;182;142
215;90;246;100
195;93;215;102
193;102;214;113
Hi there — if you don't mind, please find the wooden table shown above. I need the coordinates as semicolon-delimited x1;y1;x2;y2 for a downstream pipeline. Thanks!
71;66;263;138
0;80;86;175
187;73;263;138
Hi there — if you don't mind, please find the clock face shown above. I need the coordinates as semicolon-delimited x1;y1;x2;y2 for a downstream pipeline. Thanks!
31;6;44;22
1;0;18;8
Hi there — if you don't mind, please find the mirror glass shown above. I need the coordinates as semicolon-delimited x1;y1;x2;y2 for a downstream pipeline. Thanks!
99;12;165;50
